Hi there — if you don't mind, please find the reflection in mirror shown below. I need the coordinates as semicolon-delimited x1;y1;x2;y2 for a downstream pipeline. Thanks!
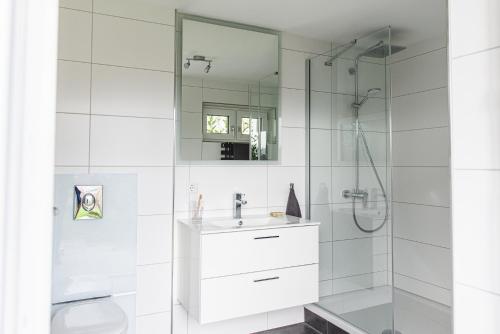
176;14;279;161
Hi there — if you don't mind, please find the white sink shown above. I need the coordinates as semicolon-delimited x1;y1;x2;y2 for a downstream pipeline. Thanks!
208;217;285;228
178;215;318;234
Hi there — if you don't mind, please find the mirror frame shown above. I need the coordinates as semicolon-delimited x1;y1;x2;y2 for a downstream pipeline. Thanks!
175;12;281;162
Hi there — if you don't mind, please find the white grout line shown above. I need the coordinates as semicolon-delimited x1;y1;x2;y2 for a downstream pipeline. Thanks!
452;44;500;60
59;6;175;27
390;46;447;65
393;236;451;250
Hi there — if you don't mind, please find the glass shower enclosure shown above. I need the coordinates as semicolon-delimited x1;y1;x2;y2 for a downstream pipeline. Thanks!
306;27;393;334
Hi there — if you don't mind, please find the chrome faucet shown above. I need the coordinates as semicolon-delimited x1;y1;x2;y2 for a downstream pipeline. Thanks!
233;192;247;219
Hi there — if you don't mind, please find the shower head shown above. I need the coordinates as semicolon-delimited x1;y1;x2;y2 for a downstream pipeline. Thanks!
356;41;406;60
353;87;382;109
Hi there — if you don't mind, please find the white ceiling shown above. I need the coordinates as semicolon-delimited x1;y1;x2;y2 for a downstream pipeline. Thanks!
161;0;446;45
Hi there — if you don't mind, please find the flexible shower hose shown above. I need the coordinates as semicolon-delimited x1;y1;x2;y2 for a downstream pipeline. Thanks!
352;123;389;233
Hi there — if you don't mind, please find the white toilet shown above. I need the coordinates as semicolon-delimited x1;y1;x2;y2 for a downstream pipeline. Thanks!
52;174;137;334
51;298;128;334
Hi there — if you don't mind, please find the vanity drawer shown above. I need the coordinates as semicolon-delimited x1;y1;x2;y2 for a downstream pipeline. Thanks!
200;264;318;324
200;225;318;278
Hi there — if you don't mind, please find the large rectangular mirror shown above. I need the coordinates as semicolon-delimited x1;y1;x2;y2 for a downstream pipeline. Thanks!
176;14;280;161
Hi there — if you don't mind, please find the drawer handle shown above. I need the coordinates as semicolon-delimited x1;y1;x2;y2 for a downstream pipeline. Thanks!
254;235;279;240
253;276;280;283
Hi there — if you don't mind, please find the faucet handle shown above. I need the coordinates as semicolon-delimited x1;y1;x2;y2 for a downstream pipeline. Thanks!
235;192;247;204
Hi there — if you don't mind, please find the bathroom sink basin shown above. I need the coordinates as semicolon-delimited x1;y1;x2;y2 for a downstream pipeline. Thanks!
208;217;282;228
178;215;319;234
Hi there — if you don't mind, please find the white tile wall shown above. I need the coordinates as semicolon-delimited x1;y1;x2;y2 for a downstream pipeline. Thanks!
332;237;387;278
392;128;449;166
136;262;172;315
92;14;174;71
450;47;500;170
267;167;306;207
331;203;387;240
56;3;175;332
280;127;306;166
56;60;91;114
181;86;203;113
281;49;307;90
309;91;331;129
90;116;173;166
319;242;333;281
281;88;306;128
394;274;451;306
453;170;500;295
310;129;331;166
58;8;92;61
188;166;268;210
390;38;452;306
391;88;448;131
137;215;173;265
55;113;90;166
311;204;332;242
391;48;447;97
394;239;451;289
59;0;92;11
137;312;172;334
310;167;331;205
91;64;174;118
454;283;500;334
93;0;175;25
393;203;450;248
332;271;387;294
393;167;449;207
449;0;500;58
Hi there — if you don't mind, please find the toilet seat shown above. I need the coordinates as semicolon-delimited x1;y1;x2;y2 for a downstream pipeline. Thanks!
51;298;128;334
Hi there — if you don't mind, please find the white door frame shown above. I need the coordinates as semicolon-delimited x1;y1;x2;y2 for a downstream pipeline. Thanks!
0;0;59;333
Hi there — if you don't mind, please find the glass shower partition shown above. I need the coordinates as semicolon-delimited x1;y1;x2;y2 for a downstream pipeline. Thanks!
306;28;393;334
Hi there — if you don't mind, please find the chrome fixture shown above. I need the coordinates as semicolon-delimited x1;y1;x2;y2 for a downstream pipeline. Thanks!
73;185;103;220
204;63;211;73
342;189;368;207
352;87;382;109
233;192;247;219
325;39;357;66
325;39;405;66
184;55;213;73
342;40;404;233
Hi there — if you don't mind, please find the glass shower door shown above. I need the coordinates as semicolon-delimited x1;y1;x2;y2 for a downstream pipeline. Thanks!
307;27;393;334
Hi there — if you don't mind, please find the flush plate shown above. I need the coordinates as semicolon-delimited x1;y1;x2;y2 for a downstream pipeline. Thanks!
74;185;103;220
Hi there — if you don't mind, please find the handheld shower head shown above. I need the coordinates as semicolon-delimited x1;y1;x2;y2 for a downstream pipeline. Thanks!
353;88;382;109
366;87;382;97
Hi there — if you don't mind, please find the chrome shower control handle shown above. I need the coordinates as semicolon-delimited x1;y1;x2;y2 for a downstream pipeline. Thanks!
342;189;369;207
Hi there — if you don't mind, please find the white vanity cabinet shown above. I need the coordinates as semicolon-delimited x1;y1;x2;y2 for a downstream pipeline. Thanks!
178;217;319;324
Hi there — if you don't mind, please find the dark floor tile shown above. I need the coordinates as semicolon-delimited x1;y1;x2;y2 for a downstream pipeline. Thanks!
252;323;320;334
305;309;328;334
327;322;349;334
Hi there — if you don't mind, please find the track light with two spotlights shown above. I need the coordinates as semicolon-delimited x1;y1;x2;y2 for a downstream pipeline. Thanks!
184;55;213;74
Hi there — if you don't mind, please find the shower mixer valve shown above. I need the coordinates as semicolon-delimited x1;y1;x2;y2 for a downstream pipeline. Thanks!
342;189;369;207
